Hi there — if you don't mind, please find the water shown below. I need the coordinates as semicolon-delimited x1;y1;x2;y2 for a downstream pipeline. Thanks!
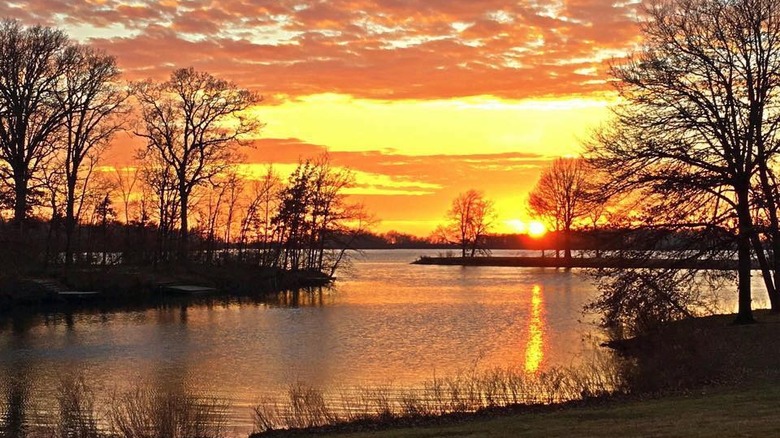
0;249;770;435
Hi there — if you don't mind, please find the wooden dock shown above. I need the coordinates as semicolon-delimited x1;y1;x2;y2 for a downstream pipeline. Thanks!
57;291;101;299
161;285;218;295
30;279;103;300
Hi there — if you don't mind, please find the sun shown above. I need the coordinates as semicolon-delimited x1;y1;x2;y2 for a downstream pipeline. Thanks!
527;221;547;238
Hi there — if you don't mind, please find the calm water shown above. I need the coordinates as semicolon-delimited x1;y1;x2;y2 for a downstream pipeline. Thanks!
0;249;770;435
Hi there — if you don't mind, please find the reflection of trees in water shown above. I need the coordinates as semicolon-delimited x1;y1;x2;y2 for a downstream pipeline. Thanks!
0;365;33;437
272;287;332;308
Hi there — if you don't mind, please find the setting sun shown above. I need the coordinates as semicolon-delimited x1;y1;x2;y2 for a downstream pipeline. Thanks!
528;221;547;238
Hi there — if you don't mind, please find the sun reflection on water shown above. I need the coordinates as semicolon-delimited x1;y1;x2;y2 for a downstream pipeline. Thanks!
524;284;545;373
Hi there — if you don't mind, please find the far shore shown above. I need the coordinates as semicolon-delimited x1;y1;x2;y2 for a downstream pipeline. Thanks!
412;255;754;270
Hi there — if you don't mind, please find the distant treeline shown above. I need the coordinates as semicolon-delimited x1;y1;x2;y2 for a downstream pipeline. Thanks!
330;227;736;252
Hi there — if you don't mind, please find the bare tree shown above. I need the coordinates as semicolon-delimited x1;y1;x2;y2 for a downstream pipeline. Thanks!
114;166;139;226
238;166;280;262
271;157;366;273
588;0;780;323
527;157;589;263
140;151;179;263
437;190;496;257
0;20;72;227
58;44;127;266
221;170;244;245
133;67;262;260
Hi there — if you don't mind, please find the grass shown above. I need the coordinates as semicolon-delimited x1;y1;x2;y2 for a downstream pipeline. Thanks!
323;383;780;437
0;375;231;438
251;353;623;435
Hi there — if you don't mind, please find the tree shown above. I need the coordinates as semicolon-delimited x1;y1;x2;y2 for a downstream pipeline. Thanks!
588;0;780;324
271;156;366;274
133;67;262;260
527;157;589;263
437;190;496;257
0;20;72;227
59;44;127;266
238;166;280;263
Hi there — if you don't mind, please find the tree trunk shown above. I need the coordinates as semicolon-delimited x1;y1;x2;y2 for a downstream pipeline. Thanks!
64;179;77;268
756;158;780;311
13;173;28;229
750;234;777;310
771;231;780;312
734;188;755;325
564;226;572;265
179;190;189;262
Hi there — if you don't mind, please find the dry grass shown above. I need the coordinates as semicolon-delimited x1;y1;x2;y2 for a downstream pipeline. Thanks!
54;376;101;438
107;386;230;438
0;375;231;438
251;354;624;434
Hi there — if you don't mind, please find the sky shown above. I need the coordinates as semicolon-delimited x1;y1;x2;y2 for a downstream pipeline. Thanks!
3;0;643;236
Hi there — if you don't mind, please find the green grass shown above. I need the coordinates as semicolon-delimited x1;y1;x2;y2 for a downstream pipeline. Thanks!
329;383;780;437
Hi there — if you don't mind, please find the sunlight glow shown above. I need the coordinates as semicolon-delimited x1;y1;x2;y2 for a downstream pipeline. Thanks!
506;219;527;233
256;93;612;157
528;221;547;238
524;285;545;373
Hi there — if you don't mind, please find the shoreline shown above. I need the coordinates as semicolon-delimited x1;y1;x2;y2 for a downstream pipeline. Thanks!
412;255;750;270
0;264;333;313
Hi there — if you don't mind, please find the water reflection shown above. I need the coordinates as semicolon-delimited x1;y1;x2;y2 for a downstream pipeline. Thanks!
0;369;32;437
0;250;610;436
524;284;545;373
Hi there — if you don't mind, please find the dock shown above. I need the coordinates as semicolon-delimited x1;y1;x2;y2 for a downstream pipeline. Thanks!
161;284;218;295
57;291;102;299
29;279;103;300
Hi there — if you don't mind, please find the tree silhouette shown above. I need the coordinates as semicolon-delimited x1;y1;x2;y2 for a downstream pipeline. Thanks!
59;44;127;266
271;156;362;273
437;190;496;257
588;0;780;323
0;20;72;227
133;67;262;260
528;157;589;263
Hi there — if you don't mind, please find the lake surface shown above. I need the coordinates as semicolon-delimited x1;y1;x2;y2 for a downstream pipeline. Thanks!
0;249;770;435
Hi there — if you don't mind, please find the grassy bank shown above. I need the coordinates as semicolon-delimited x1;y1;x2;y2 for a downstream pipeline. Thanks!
316;383;780;437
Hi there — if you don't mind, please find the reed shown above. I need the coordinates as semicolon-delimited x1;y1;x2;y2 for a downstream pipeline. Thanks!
251;355;625;434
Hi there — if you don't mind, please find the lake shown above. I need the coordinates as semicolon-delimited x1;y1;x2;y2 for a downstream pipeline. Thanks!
0;249;769;435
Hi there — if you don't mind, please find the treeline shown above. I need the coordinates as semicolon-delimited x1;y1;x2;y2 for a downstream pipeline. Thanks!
0;20;367;276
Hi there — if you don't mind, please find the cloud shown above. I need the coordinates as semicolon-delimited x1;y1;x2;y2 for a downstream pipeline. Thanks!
2;0;642;100
238;137;551;231
245;137;547;187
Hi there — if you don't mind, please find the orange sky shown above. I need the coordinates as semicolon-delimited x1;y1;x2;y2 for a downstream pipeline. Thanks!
4;0;642;236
